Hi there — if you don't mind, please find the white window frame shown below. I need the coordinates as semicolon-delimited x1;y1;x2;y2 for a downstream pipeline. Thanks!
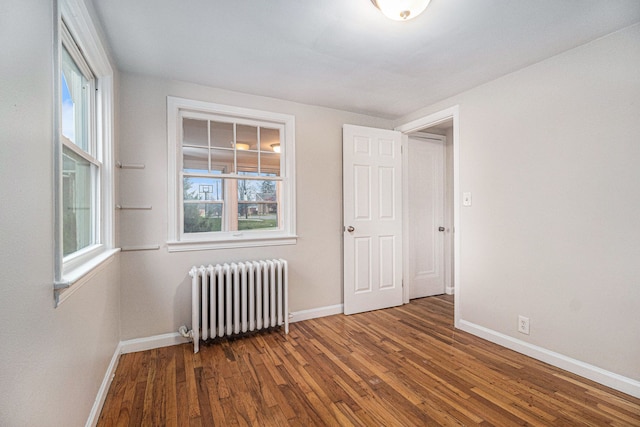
54;0;117;306
167;97;297;251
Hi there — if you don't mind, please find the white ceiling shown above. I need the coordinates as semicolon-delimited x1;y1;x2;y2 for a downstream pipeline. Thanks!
91;0;640;119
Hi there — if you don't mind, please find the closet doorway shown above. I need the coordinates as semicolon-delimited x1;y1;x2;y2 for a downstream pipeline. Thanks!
402;117;455;303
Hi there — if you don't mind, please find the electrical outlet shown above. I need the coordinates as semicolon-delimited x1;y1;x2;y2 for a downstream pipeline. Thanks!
518;315;530;335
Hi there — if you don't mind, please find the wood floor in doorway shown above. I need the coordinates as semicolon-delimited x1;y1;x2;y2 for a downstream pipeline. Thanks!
98;295;640;426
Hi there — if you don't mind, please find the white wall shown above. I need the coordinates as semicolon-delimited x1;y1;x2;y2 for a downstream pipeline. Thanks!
0;1;121;426
117;73;392;340
396;24;640;382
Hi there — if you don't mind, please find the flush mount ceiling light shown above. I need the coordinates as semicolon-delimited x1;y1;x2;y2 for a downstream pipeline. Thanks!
271;143;281;153
235;142;250;151
370;0;431;21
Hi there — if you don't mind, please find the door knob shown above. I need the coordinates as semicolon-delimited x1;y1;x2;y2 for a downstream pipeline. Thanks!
347;226;355;232
438;226;445;232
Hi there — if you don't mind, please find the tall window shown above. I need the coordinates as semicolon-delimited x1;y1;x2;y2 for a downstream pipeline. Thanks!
168;98;296;250
55;0;115;306
60;22;98;256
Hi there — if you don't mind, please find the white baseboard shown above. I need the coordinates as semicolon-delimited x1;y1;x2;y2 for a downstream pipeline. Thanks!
85;342;122;427
118;306;345;357
120;332;191;354
117;304;344;357
445;286;455;295
290;304;343;323
458;319;640;399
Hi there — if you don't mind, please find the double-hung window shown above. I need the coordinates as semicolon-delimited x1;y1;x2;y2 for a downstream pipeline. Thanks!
168;98;296;250
60;21;98;258
54;1;115;305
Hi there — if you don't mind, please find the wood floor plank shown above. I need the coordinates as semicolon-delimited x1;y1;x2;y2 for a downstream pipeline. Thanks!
140;349;158;427
97;349;134;426
128;380;146;427
175;379;190;427
181;345;201;420
99;295;640;426
117;349;149;427
194;367;216;425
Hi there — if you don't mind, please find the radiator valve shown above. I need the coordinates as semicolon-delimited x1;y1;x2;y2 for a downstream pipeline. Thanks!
178;325;193;340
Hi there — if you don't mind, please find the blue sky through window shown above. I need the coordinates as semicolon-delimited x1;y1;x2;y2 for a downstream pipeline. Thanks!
61;73;75;143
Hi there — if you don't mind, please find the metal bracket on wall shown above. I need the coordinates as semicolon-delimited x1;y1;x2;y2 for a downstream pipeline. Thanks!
116;204;152;210
120;245;161;252
116;161;145;169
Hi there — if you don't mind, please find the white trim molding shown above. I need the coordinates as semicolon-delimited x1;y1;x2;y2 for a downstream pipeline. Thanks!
56;248;119;306
459;320;640;399
167;236;297;252
118;304;347;354
85;343;122;427
290;304;344;323
166;96;297;251
120;332;191;355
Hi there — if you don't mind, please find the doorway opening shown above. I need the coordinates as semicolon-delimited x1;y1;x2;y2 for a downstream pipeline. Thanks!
341;107;460;325
396;106;460;328
404;129;451;300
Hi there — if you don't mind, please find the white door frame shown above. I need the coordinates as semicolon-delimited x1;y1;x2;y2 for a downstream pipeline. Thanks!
396;106;461;329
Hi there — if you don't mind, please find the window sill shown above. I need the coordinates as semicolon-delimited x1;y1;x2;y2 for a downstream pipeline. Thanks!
167;235;297;252
54;248;120;307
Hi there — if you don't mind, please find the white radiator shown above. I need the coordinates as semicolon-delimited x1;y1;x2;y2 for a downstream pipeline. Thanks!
188;259;289;353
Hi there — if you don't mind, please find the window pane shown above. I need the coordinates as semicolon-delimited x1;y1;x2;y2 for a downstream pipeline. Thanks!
183;118;208;148
257;180;277;202
63;146;94;255
259;127;281;176
260;127;280;150
184;203;223;233
237;203;278;230
184;176;223;201
183;176;223;233
237;178;257;202
237;179;278;230
236;124;257;151
183;146;209;173
210;121;234;149
237;149;258;173
210;148;233;172
260;152;281;175
61;45;90;152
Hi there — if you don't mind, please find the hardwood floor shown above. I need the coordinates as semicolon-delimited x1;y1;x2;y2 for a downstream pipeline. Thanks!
98;295;640;426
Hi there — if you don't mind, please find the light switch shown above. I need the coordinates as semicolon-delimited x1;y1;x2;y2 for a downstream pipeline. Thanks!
463;192;472;207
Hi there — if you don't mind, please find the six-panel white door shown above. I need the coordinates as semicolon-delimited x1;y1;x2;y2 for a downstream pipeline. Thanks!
343;125;403;315
407;134;445;298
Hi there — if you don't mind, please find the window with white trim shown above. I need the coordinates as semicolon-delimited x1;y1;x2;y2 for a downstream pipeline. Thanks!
54;0;115;306
61;21;98;257
167;98;296;250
